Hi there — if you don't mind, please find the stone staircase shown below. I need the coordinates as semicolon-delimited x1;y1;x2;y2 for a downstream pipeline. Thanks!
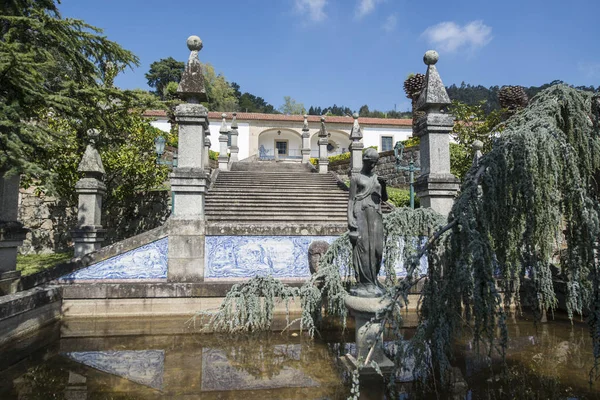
205;162;349;227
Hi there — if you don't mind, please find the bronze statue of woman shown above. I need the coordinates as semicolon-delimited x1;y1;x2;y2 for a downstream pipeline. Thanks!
347;148;388;298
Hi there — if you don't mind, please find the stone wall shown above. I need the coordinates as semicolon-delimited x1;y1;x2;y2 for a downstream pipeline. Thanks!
18;188;170;254
18;187;76;254
329;146;420;187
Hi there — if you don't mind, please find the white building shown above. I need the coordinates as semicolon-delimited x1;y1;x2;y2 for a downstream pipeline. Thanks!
144;110;413;160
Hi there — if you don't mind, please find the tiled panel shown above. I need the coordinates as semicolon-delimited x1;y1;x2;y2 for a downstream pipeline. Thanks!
59;238;168;281
205;236;339;279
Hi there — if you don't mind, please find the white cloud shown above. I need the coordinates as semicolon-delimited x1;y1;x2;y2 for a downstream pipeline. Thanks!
578;62;600;78
295;0;327;22
382;14;397;32
421;20;493;53
355;0;384;19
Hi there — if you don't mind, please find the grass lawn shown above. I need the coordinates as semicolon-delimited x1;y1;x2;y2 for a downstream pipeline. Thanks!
16;252;73;276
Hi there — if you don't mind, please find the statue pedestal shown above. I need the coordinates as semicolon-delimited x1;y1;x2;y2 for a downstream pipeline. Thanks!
343;294;394;376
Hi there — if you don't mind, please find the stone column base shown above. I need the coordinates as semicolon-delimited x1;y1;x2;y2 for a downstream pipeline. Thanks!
218;156;229;171
318;160;329;174
0;221;28;274
301;148;311;164
343;294;394;376
0;270;21;295
229;146;239;163
415;173;460;217
72;227;106;258
167;219;206;282
170;168;210;218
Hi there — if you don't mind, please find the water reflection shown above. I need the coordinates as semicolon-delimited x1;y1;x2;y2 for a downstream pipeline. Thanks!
3;329;346;399
1;313;600;399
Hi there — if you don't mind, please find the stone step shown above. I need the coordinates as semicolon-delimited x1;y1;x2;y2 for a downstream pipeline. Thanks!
207;189;347;196
230;162;312;172
217;172;333;176
206;189;348;200
206;203;346;213
211;185;340;191
206;215;348;222
206;208;346;215
216;176;337;181
218;177;330;181
215;178;339;184
218;176;326;179
206;198;348;205
209;166;348;224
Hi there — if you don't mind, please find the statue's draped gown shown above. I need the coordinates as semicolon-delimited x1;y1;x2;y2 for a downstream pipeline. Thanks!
348;173;384;287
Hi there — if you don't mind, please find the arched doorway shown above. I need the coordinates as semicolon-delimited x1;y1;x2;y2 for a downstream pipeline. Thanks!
310;130;351;158
257;129;303;160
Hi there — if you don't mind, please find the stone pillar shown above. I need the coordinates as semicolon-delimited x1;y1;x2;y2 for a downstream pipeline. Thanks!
168;35;210;282
0;173;27;294
218;114;229;170
318;117;329;174
349;113;364;176
229;112;239;163
71;130;107;258
301;114;311;164
413;50;459;217
204;136;211;169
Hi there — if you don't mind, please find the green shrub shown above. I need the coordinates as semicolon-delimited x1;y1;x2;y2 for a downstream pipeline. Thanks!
402;136;420;148
209;150;219;161
310;157;318;166
328;152;350;163
386;187;419;208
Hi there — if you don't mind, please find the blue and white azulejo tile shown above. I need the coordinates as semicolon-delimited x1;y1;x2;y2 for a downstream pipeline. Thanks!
60;237;168;282
205;236;339;279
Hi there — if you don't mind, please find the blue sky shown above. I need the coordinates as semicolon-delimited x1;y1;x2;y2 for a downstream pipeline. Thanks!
58;0;600;112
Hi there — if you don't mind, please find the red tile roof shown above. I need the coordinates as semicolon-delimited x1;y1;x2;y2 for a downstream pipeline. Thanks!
142;110;412;127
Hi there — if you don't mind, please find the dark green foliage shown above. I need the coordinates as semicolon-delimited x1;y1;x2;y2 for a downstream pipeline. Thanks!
306;104;410;119
0;0;139;177
447;80;598;114
449;100;504;181
145;57;185;99
231;82;277;113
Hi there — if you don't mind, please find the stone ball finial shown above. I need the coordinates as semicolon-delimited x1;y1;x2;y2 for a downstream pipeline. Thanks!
472;140;484;151
221;113;227;119
86;129;100;143
321;116;326;122
353;112;359;119
187;35;203;51
233;112;237;117
423;50;439;65
303;114;308;119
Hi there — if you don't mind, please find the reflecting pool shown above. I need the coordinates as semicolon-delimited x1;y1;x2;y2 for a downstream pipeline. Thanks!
1;313;600;399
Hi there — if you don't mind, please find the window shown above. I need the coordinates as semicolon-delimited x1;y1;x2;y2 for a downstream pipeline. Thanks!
275;140;288;155
381;136;393;152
